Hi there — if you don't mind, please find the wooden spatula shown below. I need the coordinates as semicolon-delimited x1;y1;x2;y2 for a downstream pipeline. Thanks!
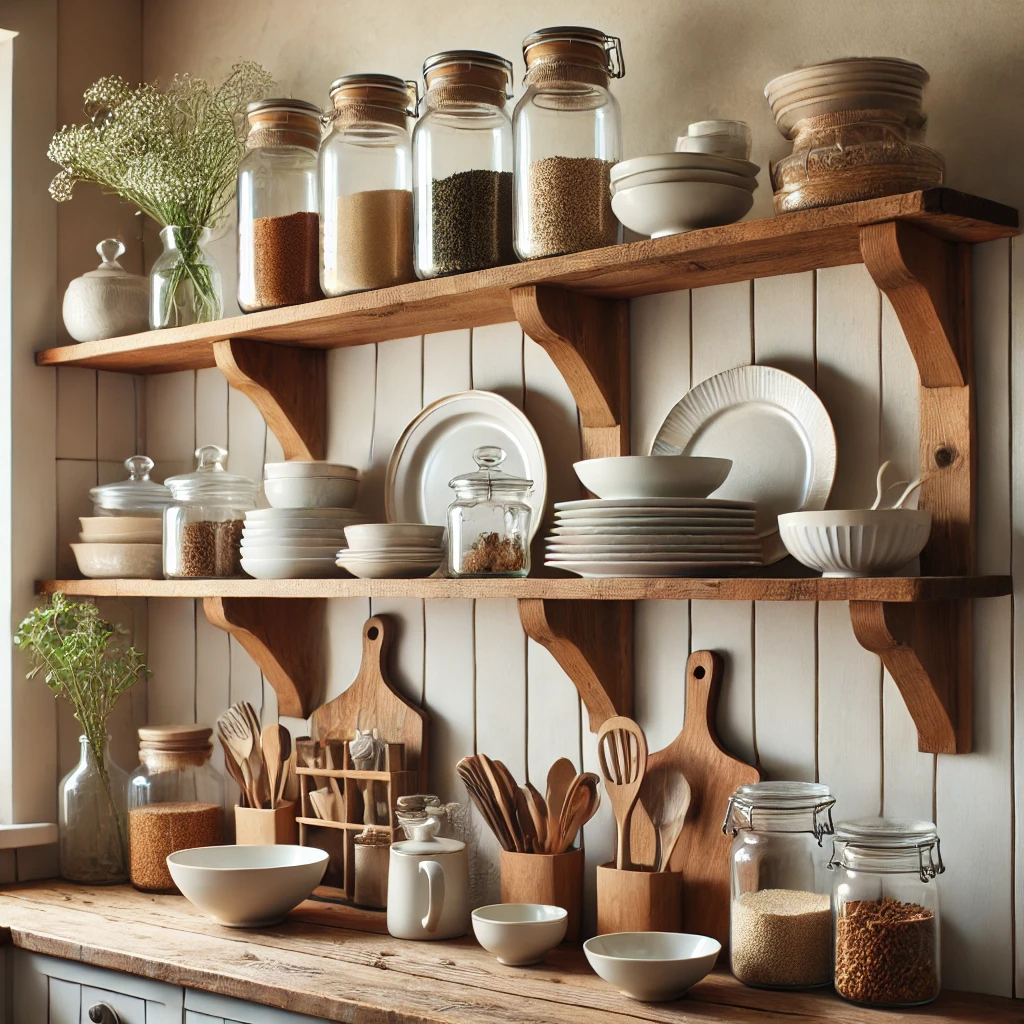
597;717;648;870
640;764;692;871
545;758;577;837
261;723;288;810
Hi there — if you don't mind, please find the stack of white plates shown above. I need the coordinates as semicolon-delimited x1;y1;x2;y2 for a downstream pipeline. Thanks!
337;523;444;580
241;508;364;580
545;498;762;578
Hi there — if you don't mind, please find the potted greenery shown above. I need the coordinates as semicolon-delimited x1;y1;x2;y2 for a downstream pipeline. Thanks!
15;594;151;883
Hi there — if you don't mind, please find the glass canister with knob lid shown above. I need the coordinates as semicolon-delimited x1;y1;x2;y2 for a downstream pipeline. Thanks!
320;74;418;296
724;781;836;989
829;818;943;1007
413;50;515;278
513;26;624;260
89;455;172;518
447;446;532;577
163;445;258;579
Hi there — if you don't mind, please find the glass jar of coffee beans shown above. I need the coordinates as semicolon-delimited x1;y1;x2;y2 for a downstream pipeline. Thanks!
413;50;515;278
513;27;624;259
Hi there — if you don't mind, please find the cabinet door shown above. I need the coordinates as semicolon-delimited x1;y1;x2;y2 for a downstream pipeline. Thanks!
79;984;146;1024
186;988;326;1022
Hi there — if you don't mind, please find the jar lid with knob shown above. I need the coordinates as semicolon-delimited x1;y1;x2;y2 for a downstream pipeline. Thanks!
89;455;172;517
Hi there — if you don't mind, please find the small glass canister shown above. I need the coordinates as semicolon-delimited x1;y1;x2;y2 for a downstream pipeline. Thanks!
237;98;324;312
90;455;172;518
830;817;943;1007
320;74;418;296
127;725;225;893
413;50;515;278
724;781;836;989
447;446;532;577
513;26;624;259
163;445;258;579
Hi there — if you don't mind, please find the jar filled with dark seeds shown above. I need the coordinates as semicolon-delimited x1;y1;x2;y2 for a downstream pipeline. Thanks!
413;50;515;278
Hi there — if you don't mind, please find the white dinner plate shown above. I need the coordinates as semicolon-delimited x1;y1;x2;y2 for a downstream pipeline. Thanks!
652;365;836;563
245;508;360;521
386;390;547;539
546;542;763;554
555;497;755;512
552;524;756;535
546;559;761;578
549;531;761;545
546;549;760;561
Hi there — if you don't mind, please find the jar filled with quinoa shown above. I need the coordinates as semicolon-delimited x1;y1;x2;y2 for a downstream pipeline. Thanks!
163;445;258;579
127;725;225;893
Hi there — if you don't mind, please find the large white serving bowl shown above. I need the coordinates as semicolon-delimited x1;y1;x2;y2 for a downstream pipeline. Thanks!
71;542;162;579
583;932;721;1002
612;181;753;238
472;904;568;966
264;476;358;509
241;556;342;579
167;844;328;927
778;508;931;577
79;516;163;544
611;167;758;193
574;456;732;500
345;523;445;551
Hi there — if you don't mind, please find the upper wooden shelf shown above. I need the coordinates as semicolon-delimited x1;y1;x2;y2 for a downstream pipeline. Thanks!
36;188;1016;373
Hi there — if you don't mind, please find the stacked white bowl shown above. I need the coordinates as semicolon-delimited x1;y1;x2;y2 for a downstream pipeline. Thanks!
337;524;445;579
610;121;759;238
73;516;164;579
241;462;363;580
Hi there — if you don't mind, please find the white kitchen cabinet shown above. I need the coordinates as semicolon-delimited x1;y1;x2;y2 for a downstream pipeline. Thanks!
185;989;325;1022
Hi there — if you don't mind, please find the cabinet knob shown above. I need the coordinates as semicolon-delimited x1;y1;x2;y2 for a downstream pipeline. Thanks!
88;1004;121;1024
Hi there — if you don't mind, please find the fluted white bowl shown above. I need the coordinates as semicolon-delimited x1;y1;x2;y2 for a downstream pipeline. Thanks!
778;509;931;577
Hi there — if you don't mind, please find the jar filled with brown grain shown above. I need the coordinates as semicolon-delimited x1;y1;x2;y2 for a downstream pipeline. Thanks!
513;27;624;259
320;74;418;296
725;781;836;990
127;725;225;893
829;817;943;1007
237;98;324;312
413;50;515;278
163;445;258;579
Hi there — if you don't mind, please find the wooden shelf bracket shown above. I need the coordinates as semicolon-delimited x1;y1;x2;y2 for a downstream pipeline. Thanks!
517;598;632;730
213;338;327;460
203;596;325;718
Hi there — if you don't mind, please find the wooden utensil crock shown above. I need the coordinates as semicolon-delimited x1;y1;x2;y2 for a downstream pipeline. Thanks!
235;800;298;845
596;863;682;935
500;847;583;942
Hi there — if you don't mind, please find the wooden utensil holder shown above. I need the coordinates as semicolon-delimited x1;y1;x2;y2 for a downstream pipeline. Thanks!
596;864;682;935
500;847;584;942
235;800;298;845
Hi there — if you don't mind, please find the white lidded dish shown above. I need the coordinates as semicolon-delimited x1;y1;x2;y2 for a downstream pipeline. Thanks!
90;455;172;518
62;238;149;343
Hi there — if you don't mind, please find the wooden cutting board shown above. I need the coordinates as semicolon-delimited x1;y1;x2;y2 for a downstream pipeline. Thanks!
639;649;762;947
309;615;428;790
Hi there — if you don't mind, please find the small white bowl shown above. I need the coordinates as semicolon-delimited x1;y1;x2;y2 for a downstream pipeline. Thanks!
345;523;445;551
79;516;163;544
241;556;342;579
264;461;358;480
574;456;732;500
611;167;758;193
166;844;328;927
71;542;162;579
264;476;358;509
584;932;721;1002
611;181;754;238
611;152;759;181
472;904;568;966
778;508;932;577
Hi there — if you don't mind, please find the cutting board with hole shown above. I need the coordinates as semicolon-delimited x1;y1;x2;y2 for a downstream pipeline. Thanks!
639;649;762;947
309;615;428;790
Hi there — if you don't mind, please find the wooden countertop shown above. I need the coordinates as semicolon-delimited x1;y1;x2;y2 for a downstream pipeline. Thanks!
0;882;1016;1023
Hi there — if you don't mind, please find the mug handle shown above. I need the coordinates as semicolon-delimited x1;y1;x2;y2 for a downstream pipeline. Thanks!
419;859;446;933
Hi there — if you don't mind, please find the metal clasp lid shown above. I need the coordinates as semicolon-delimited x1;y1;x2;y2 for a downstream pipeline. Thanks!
827;817;945;883
604;35;625;78
722;781;836;846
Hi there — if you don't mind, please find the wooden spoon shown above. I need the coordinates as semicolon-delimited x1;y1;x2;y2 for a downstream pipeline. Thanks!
261;723;288;810
216;731;250;807
479;754;523;852
639;765;692;871
556;774;601;854
275;728;293;807
523;783;549;853
458;757;515;851
515;786;539;854
545;758;577;838
216;711;258;808
597;717;648;870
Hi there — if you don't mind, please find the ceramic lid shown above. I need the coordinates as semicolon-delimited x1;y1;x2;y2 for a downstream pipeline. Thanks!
82;239;143;279
90;455;172;513
164;445;259;504
390;818;465;856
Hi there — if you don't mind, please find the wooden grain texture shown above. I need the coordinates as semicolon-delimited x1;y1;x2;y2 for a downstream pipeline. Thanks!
499;847;583;942
595;864;682;935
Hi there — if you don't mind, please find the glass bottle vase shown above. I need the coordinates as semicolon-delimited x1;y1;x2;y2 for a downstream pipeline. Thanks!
58;735;129;884
149;225;223;329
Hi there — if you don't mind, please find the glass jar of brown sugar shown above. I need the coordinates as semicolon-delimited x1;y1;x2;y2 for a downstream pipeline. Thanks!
237;97;324;312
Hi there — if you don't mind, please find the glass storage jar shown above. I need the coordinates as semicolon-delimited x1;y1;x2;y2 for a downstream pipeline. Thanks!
127;725;225;893
724;781;836;990
413;50;515;278
320;74;418;296
513;26;624;259
237;98;323;312
163;445;258;579
830;817;943;1007
447;445;532;576
90;455;172;517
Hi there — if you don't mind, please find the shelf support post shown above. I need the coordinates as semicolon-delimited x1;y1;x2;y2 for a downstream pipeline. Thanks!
511;285;629;461
203;597;325;718
213;339;327;460
518;598;632;731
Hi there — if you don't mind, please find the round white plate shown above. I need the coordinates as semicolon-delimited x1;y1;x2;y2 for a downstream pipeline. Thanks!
555;510;755;523
547;537;763;550
546;549;760;561
652;365;836;563
552;524;756;535
245;508;360;521
336;557;441;579
555;497;754;511
241;557;342;579
386;390;547;539
546;559;760;577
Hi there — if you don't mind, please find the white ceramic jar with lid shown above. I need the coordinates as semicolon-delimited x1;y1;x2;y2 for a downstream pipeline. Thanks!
62;239;149;342
89;455;172;518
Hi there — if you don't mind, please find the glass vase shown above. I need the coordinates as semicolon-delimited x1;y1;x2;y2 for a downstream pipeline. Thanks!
149;225;223;329
58;735;129;884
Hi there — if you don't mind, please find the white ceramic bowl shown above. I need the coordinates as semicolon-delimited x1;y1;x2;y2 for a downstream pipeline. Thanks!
240;544;342;559
611;167;759;193
241;556;342;579
245;508;357;522
611;152;759;181
574;456;732;500
472;904;568;966
583;932;721;1002
166;844;328;927
345;523;445;551
336;554;442;579
778;508;932;577
611;181;753;238
264;476;358;509
242;530;347;545
264;461;359;480
71;542;162;579
79;516;163;544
